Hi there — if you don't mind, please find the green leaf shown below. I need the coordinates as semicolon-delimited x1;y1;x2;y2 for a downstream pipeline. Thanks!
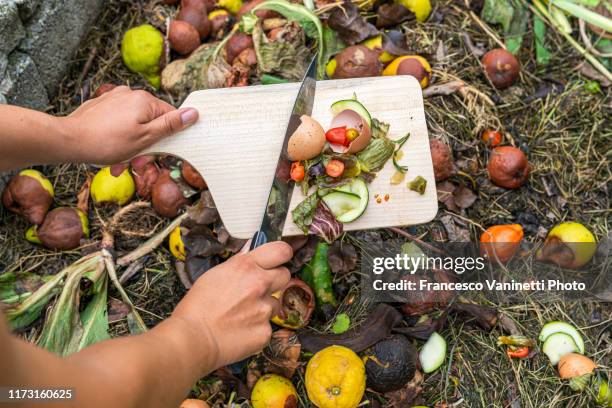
291;192;319;233
65;278;110;354
331;313;351;334
534;15;552;65
322;24;346;68
481;0;529;54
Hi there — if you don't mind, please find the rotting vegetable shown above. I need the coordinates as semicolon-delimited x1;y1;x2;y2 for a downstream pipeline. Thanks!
362;334;417;392
90;166;135;206
481;48;520;89
305;345;366;408
169;226;186;261
301;242;337;316
479;224;524;264
487;146;530;189
169;20;201;55
536;222;597;269
181;161;206;190
36;207;89;251
383;55;432;88
429;139;456;181
151;169;189;218
251;374;298;408
271;277;315;329
121;24;164;89
558;353;597;391
177;0;212;40
328;45;382;79
2;169;54;225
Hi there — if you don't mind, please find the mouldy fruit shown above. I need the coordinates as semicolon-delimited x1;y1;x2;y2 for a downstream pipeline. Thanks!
481;48;520;89
329;45;382;79
179;399;210;408
121;24;164;89
178;1;211;40
169;20;201;55
151;169;189;218
481;129;502;147
90;166;135;206
487;146;530;189
395;0;431;22
2;169;54;225
169;226;186;261
93;83;117;98
208;9;231;37
429;139;456;181
383;55;432;88
181;161;206;189
287;115;326;161
558;353;597;391
537;222;597;269
132;161;159;199
251;374;298;408
480;224;524;264
224;32;254;64
37;207;89;250
271;278;315;330
361;35;396;63
362;334;417;392
305;345;366;408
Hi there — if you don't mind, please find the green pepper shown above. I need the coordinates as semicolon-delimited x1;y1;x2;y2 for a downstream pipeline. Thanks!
301;242;337;311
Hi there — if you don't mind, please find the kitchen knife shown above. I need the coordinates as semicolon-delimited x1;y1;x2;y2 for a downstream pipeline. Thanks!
249;55;317;250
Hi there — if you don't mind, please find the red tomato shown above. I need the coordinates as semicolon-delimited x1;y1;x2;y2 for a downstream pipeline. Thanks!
482;129;502;147
325;159;345;178
325;126;348;146
290;162;305;182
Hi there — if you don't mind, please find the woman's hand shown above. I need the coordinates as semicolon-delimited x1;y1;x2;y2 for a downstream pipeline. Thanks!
170;241;293;371
62;86;198;164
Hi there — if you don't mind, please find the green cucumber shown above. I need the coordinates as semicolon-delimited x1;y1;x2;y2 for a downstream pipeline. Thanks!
542;332;580;365
322;178;368;223
539;321;585;354
331;99;372;128
419;332;446;374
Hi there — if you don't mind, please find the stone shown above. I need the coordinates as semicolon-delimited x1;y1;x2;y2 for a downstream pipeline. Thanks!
0;93;6;104
0;52;7;79
19;0;105;96
10;0;42;20
0;1;26;54
0;52;48;110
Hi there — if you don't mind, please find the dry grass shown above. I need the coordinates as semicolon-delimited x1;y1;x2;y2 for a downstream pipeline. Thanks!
0;0;610;406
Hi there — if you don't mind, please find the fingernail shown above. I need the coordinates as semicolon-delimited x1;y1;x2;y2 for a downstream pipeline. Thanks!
180;108;198;125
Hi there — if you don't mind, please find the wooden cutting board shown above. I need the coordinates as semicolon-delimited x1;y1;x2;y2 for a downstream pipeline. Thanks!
143;75;438;239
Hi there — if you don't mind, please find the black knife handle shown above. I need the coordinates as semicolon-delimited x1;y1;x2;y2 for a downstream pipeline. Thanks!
249;230;268;250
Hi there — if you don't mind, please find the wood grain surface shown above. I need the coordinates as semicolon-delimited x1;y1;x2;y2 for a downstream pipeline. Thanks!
143;75;438;239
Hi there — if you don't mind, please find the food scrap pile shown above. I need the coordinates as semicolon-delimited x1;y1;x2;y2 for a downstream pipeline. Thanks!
1;0;611;407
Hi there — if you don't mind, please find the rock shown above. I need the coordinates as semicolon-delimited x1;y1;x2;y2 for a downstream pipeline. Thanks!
0;2;26;54
18;0;105;95
0;52;48;110
0;52;8;79
0;93;6;104
10;0;42;20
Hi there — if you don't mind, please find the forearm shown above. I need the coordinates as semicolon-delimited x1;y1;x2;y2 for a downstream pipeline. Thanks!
2;315;218;408
0;105;74;171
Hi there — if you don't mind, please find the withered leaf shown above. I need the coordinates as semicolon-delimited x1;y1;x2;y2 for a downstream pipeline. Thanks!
327;240;358;275
186;190;219;226
453;185;478;209
327;1;379;45
376;3;415;28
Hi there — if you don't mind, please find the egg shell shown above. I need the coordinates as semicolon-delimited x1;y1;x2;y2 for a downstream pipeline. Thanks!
287;115;326;161
329;109;371;153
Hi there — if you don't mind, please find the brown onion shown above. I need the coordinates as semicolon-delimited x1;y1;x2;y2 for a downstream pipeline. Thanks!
151;169;189;218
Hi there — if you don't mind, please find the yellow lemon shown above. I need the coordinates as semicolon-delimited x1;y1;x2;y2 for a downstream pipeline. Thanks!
90;167;135;206
251;374;298;408
305;345;365;408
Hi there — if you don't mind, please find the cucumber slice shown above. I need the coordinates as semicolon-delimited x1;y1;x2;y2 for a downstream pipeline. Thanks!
419;332;446;374
542;332;580;365
539;321;585;354
322;179;369;223
331;99;372;127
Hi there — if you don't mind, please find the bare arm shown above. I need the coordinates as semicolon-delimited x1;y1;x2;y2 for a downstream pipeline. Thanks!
0;89;292;407
0;86;198;171
1;244;292;408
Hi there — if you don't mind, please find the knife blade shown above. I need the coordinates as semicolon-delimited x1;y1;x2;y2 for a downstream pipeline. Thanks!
249;55;318;250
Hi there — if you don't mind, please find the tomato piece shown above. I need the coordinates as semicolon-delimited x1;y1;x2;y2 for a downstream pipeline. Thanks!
325;126;348;146
506;346;529;359
325;159;345;178
290;162;305;182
